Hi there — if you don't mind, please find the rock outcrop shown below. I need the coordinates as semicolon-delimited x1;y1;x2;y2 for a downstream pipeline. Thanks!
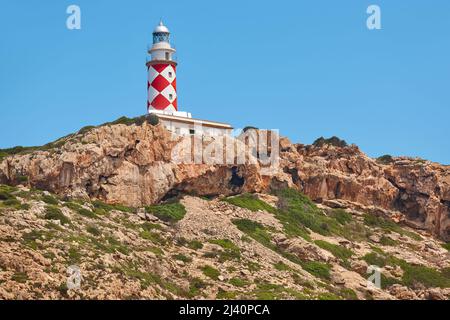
0;119;449;240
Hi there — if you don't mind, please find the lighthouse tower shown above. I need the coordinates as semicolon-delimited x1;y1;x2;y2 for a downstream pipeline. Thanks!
147;21;188;116
145;20;232;136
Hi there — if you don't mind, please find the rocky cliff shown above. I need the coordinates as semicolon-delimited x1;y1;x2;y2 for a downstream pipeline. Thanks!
0;117;449;241
0;117;450;300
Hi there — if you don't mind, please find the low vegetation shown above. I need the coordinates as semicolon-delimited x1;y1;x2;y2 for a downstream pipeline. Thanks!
312;136;348;148
145;201;186;223
200;265;221;280
376;154;394;164
363;214;421;240
224;194;276;213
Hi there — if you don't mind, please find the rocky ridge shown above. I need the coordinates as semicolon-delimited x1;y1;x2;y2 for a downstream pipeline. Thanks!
0;118;449;241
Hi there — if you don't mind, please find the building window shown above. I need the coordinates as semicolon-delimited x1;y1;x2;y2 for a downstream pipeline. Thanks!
175;127;180;135
168;72;173;78
189;129;195;135
165;52;170;60
169;94;173;100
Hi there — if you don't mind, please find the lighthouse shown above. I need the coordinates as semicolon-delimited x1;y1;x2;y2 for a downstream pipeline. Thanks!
147;21;186;116
146;20;232;136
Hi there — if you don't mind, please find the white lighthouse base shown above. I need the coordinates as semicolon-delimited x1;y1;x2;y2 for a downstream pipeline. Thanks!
149;109;192;119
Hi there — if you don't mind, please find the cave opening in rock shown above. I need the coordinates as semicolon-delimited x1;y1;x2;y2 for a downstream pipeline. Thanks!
229;166;244;188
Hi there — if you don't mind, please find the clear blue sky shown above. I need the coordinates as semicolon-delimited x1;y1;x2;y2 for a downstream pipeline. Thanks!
1;1;449;164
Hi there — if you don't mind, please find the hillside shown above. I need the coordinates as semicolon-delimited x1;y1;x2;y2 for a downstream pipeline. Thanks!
0;115;449;300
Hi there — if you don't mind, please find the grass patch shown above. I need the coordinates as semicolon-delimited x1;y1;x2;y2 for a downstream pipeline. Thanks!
442;242;450;252
224;193;277;213
44;206;70;225
363;251;450;288
188;278;207;297
379;235;399;246
216;288;238;300
329;209;353;225
11;272;29;283
145;202;186;223
275;189;344;238
274;261;291;271
301;261;331;280
92;200;135;214
140;230;166;245
172;253;192;263
314;240;354;264
208;239;241;261
229;277;249;287
200;265;220;280
41;194;59;205
233;219;274;249
22;229;55;250
67;247;82;264
363;214;422;241
86;225;101;236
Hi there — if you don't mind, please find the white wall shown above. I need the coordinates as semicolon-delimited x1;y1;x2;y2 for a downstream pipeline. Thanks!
160;119;230;137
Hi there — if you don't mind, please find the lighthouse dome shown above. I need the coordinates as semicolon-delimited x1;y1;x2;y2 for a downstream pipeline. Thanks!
153;21;170;34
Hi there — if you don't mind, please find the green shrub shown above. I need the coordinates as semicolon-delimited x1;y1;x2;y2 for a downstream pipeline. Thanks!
42;194;59;205
209;239;239;251
188;278;207;297
44;206;70;225
313;136;347;148
401;263;450;288
442;242;450;252
379;235;398;246
274;261;291;271
201;265;220;280
140;230;166;245
314;240;354;262
233;219;273;249
145;202;186;223
17;175;28;183
377;155;394;164
216;288;238;300
209;239;241;261
275;189;343;238
172;254;192;263
187;240;203;250
77;208;98;219
11;272;29;283
363;214;421;240
147;114;160;126
329;209;353;225
362;252;387;267
301;261;331;280
339;288;358;300
243;126;259;133
0;191;13;201
78;125;96;135
316;292;341;300
229;277;248;287
68;247;82;264
92;200;135;214
224;194;276;213
86;225;101;236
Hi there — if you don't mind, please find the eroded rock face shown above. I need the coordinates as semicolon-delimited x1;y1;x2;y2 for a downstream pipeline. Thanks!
278;144;450;240
1;121;449;240
0;123;263;207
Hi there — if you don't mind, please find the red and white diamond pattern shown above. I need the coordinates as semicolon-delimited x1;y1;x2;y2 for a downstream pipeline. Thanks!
148;64;177;112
